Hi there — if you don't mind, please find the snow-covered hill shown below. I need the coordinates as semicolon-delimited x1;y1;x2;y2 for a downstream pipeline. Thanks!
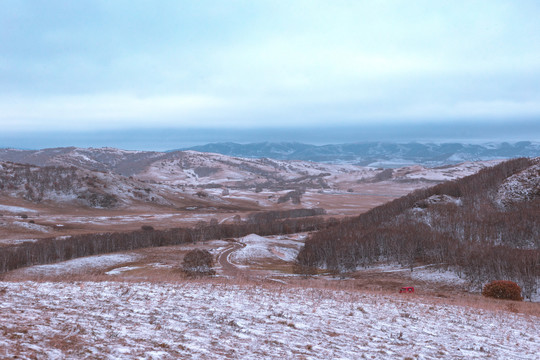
496;157;540;207
0;147;169;176
0;146;502;188
0;146;505;211
0;161;174;208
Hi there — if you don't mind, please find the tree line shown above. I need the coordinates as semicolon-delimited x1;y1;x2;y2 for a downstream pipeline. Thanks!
0;210;332;274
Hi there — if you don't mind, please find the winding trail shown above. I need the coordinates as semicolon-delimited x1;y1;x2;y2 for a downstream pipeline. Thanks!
217;240;246;276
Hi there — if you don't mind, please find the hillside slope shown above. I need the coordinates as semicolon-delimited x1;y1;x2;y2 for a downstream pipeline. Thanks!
0;281;537;359
297;157;540;299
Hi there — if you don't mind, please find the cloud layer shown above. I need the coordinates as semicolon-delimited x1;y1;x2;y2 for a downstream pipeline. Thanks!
1;1;539;131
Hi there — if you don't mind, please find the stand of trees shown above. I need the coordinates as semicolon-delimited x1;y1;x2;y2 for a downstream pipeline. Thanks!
296;158;539;299
247;208;326;224
0;211;333;274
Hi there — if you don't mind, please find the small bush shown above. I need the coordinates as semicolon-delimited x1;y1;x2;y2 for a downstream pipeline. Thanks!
182;249;215;277
141;225;154;231
195;190;208;198
482;280;523;301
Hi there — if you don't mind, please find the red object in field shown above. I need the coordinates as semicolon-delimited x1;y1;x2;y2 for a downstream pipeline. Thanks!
399;287;415;293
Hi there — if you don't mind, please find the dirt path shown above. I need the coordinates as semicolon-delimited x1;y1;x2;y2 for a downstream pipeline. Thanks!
216;240;246;276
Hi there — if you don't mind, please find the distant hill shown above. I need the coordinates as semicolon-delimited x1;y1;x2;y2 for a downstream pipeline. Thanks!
0;146;500;210
182;141;540;167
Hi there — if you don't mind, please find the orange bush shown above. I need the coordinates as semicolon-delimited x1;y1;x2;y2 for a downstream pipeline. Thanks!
482;280;523;301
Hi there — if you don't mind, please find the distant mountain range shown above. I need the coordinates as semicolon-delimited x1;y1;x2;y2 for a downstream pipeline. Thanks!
182;141;540;167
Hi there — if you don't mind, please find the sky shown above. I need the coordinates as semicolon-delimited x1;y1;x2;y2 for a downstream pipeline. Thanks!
1;0;539;148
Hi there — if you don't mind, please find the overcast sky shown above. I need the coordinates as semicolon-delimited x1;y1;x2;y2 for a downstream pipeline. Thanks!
1;0;540;135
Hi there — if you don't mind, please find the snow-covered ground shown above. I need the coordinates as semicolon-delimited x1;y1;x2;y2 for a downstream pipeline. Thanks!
393;160;501;182
0;204;38;213
0;281;537;359
496;159;540;206
409;267;468;285
230;234;303;265
18;254;140;277
360;264;468;285
12;220;50;233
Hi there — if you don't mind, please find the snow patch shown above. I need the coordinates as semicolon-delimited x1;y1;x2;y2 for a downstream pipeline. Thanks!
0;205;38;213
410;267;468;285
105;266;142;275
13;221;50;232
231;234;301;264
20;254;140;276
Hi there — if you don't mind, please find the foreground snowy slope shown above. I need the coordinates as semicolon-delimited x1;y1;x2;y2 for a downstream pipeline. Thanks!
0;281;537;359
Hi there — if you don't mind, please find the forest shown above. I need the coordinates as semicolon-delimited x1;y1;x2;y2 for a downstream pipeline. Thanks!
296;157;539;299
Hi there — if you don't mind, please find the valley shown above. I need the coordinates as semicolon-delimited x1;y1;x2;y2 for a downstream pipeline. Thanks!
0;147;498;244
0;146;538;359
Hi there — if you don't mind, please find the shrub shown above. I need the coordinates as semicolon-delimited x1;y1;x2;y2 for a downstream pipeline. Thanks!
195;190;208;198
141;225;154;231
277;189;304;204
482;280;523;301
182;249;215;277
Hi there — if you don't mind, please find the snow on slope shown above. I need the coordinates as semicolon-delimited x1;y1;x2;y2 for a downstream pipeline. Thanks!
0;281;537;359
230;234;276;264
0;161;177;209
12;221;50;233
0;147;167;176
0;205;38;214
496;158;540;206
138;150;374;188
230;234;303;264
139;150;500;192
393;160;502;182
18;254;140;276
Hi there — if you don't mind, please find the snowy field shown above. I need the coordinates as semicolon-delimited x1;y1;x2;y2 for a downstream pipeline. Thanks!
0;204;38;213
230;234;303;265
17;254;140;277
0;281;538;359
